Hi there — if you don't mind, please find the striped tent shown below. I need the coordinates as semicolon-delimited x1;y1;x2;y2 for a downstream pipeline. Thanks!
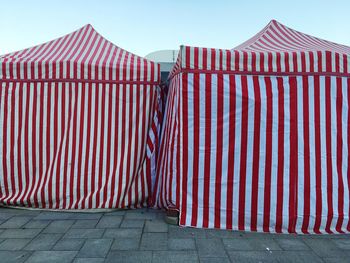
0;24;161;209
154;20;350;234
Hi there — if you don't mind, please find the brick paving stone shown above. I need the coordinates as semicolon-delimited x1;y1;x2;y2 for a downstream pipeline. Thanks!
205;229;241;238
0;213;14;221
120;219;145;228
0;216;32;228
196;238;227;258
269;251;324;263
74;258;105;263
227;251;279;263
0;238;32;250
53;238;85;251
144;220;168;233
140;233;168;250
0;228;41;238
71;219;99;229
26;250;78;263
0;208;40;217
33;212;71;220
199;257;231;263
64;228;105;239
77;238;113;258
323;257;350;263
24;233;62;251
168;225;206;239
105;251;152;263
104;210;126;216
96;216;122;228
68;213;103;220
331;238;350;250
168;238;196;250
43;220;75;233
303;238;347;258
104;228;142;239
222;238;282;251
111;238;140;250
275;238;310;250
124;210;157;220
152;251;199;263
24;220;51;229
0;250;31;263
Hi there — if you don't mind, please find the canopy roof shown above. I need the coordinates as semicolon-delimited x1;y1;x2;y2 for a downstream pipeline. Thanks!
170;20;350;78
0;24;160;84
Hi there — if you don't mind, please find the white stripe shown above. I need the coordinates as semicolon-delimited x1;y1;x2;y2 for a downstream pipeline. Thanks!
232;74;242;230
207;73;217;228
282;77;290;233
341;77;350;231
257;76;267;231
308;76;317;232
220;74;230;228
330;76;339;231
245;75;255;230
319;76;328;233
269;76;279;232
295;75;304;232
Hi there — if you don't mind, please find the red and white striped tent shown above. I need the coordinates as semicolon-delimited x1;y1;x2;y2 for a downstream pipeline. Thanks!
0;24;161;209
154;20;350;234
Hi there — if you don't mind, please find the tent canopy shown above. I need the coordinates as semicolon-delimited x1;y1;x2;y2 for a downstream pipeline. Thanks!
0;24;160;84
170;20;350;78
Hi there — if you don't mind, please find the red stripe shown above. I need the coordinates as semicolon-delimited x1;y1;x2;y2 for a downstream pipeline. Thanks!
301;52;306;72
96;83;106;208
21;83;31;205
267;52;273;72
275;77;284;233
54;83;66;208
62;84;73;209
313;76;322;234
132;84;140;207
27;83;39;207
8;83;17;205
180;73;189;225
335;77;344;233
263;77;273;232
15;83;24;205
108;84;120;208
226;75;236;229
326;52;332;73
140;85;148;206
68;84;79;209
89;83;100;208
238;76;249;231
82;83;93;208
115;84;127;208
191;73;200;226
0;85;3;198
202;73;211;228
47;83;57;208
347;78;350;232
250;76;261;231
102;83;113;207
324;76;334;233
121;84;134;208
301;76;311;233
288;76;298;233
214;73;224;228
42;83;52;208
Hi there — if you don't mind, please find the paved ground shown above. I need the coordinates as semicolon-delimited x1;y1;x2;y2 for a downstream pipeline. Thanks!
0;207;349;263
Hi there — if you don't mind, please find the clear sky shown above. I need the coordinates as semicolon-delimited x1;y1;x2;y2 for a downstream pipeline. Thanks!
1;0;349;57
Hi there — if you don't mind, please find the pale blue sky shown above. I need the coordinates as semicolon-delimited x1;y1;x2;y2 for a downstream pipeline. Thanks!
0;0;349;57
